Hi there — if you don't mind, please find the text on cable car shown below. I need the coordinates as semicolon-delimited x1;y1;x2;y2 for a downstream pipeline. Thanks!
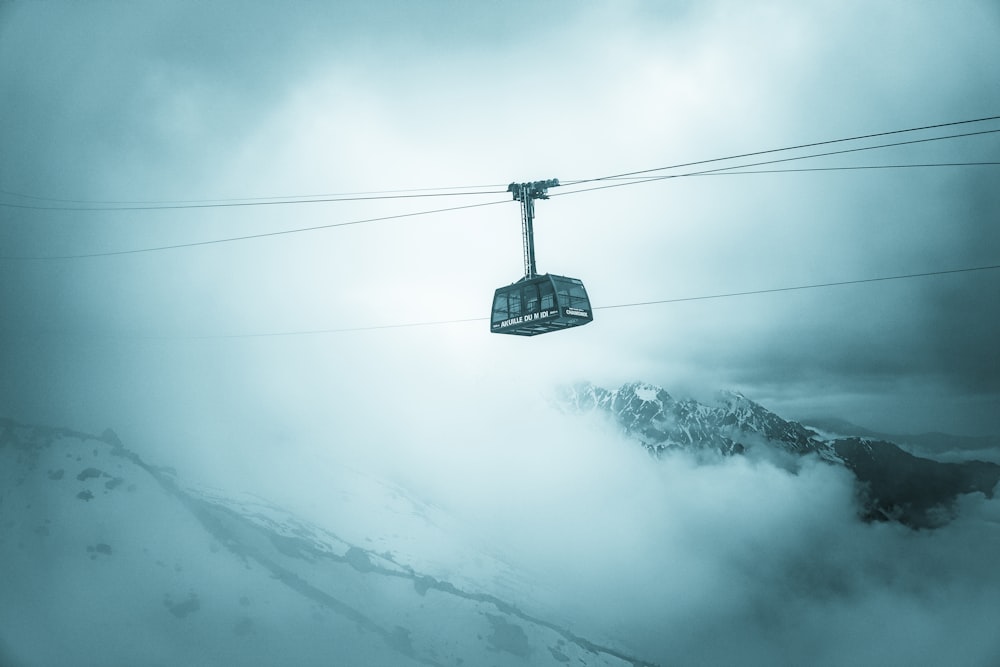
497;310;557;328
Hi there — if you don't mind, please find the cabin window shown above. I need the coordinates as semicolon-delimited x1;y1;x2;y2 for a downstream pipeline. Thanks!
552;277;589;311
507;291;521;316
491;294;508;323
540;281;555;310
566;283;588;309
524;284;539;313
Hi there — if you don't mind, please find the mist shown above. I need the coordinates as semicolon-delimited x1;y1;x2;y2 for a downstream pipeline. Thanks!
3;1;1000;664
4;0;1000;434
113;380;1000;666
69;361;993;666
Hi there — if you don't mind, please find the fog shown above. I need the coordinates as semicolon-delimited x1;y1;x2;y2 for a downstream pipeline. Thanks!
112;379;1000;666
2;1;1000;664
3;0;1000;434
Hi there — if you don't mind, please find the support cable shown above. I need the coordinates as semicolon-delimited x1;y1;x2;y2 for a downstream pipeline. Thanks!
0;199;510;260
553;128;1000;197
593;264;1000;311
4;263;996;340
560;114;1000;187
4;116;997;211
0;183;507;207
684;162;1000;177
0;187;509;212
2;119;997;260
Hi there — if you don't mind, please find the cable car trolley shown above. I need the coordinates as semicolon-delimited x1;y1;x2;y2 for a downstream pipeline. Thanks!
490;179;593;336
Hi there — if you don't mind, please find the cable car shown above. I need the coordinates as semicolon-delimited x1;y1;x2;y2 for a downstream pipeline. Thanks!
491;274;593;336
491;179;593;336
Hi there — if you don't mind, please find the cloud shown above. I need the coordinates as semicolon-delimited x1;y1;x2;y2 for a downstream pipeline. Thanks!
3;0;1000;435
2;4;1000;661
294;395;1000;666
169;371;991;666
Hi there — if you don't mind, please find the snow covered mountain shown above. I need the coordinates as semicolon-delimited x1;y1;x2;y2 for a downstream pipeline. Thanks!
555;381;1000;527
554;381;831;458
0;418;654;667
4;386;1000;665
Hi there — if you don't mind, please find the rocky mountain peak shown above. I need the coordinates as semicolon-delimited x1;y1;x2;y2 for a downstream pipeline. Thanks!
711;389;826;455
555;382;826;458
554;381;1000;529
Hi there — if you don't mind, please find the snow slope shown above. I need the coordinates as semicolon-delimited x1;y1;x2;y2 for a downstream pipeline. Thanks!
0;419;653;667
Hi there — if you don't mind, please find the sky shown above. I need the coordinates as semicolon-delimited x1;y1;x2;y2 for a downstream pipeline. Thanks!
2;0;999;443
2;2;1000;665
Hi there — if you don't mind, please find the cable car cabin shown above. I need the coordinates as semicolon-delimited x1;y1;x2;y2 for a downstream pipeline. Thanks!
491;274;593;336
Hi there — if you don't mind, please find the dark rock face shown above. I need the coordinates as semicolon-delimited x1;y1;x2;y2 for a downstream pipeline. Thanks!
833;438;1000;527
557;382;1000;529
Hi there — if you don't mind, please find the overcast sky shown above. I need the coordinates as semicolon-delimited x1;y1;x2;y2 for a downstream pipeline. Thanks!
2;0;999;446
3;3;1000;665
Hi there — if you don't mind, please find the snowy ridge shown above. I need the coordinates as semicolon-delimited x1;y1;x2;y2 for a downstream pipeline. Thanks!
555;382;1000;528
0;418;657;667
713;390;831;456
556;381;833;459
